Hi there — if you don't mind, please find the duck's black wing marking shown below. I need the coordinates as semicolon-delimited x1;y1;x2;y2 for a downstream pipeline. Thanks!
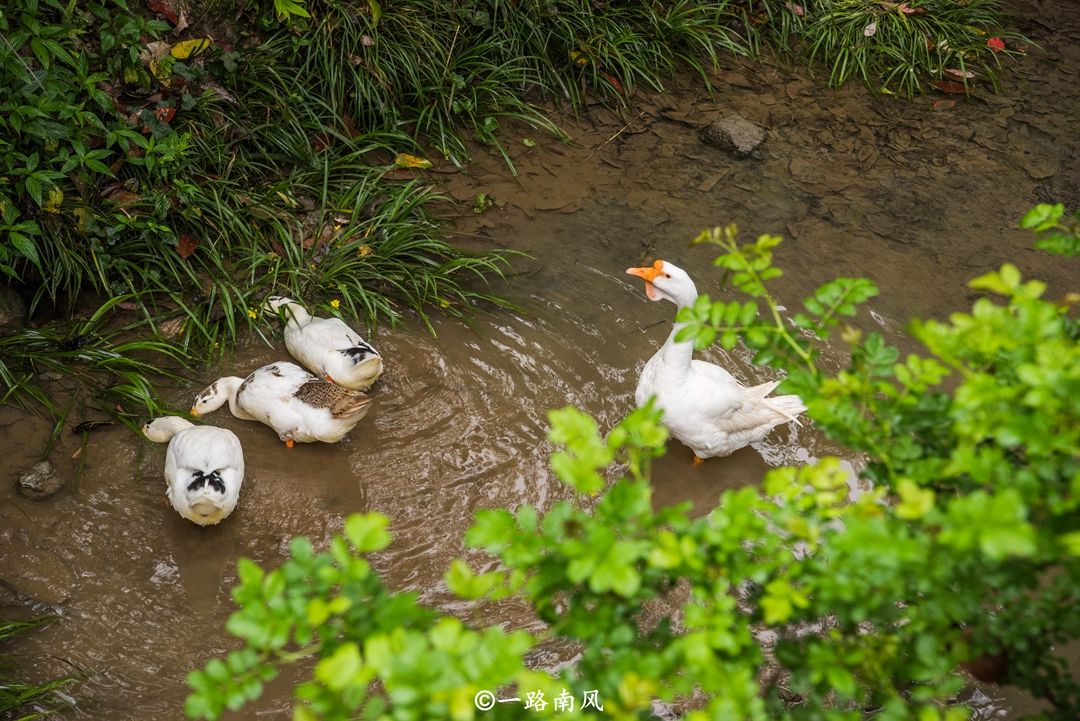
188;470;226;494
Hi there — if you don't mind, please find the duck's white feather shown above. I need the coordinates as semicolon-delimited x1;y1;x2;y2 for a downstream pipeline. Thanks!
628;260;806;459
144;417;245;525
192;361;372;445
265;297;383;390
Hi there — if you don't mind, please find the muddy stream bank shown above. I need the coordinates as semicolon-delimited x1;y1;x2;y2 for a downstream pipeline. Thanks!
3;0;1079;717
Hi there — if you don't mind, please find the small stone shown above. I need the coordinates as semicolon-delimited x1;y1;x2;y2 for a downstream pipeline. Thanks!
700;115;765;156
17;460;67;501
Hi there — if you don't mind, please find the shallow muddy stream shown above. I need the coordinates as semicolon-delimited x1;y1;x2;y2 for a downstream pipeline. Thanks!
3;0;1079;717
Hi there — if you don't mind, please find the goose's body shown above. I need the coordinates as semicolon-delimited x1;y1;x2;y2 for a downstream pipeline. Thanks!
264;297;383;390
143;416;244;525
192;361;373;446
626;260;806;460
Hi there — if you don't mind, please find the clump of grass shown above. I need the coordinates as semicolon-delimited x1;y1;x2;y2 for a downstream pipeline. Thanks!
240;166;522;333
741;0;1026;96
0;618;76;720
0;296;191;428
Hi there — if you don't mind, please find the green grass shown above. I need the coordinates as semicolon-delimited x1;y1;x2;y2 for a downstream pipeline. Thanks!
0;618;75;720
0;296;191;428
743;0;1027;96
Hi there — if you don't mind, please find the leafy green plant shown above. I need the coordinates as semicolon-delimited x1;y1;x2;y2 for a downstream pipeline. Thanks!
1021;203;1080;257
0;0;168;290
189;210;1079;720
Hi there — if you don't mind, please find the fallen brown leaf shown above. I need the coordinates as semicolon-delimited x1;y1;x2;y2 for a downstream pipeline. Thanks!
930;80;968;94
177;233;199;258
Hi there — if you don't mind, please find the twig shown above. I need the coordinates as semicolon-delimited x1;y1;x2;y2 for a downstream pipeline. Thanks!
586;110;647;160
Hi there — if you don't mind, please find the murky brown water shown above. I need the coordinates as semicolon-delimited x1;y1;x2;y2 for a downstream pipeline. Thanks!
3;0;1079;717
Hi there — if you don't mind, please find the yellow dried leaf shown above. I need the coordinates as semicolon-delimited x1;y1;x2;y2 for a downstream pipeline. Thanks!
393;153;432;169
43;186;63;214
569;50;589;66
170;37;213;60
73;207;88;233
149;56;174;83
275;191;299;208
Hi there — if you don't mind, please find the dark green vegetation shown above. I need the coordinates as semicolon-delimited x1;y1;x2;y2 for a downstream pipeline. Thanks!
1;0;1024;423
752;0;1025;96
1;618;74;720
188;216;1079;720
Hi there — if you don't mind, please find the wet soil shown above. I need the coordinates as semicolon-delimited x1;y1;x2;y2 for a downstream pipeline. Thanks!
2;0;1079;718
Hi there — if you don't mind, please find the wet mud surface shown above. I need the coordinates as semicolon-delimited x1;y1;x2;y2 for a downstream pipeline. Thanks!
2;0;1078;717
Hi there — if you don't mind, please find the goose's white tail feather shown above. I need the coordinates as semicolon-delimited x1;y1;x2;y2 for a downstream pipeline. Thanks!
764;393;807;425
188;494;226;518
747;380;781;399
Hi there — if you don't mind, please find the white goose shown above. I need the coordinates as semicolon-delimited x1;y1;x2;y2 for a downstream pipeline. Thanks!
191;361;373;446
264;297;383;390
143;416;244;525
626;260;806;461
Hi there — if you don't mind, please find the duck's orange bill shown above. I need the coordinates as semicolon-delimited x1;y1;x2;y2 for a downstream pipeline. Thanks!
626;260;664;300
190;407;200;417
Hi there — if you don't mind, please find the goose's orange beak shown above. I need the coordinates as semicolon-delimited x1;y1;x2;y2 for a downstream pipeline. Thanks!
626;260;664;300
190;407;200;417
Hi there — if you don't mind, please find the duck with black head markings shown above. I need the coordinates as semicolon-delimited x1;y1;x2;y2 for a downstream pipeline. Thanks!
191;361;373;447
143;416;245;526
263;296;383;390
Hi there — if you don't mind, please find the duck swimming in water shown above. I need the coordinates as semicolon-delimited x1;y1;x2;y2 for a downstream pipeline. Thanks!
264;297;383;390
143;416;245;525
191;361;373;447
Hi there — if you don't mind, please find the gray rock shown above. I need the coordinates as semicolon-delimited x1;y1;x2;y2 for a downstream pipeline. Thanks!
0;285;26;327
17;460;67;500
701;115;766;156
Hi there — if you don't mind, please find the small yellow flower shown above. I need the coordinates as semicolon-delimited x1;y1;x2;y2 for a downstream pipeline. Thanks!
357;244;373;257
247;308;258;319
330;299;341;309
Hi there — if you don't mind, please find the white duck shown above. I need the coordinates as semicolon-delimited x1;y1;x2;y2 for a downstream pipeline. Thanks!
191;361;373;446
142;416;245;525
626;260;806;461
263;297;383;390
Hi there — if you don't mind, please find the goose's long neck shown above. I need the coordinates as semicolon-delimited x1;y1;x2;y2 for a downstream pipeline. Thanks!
221;377;255;421
657;291;698;378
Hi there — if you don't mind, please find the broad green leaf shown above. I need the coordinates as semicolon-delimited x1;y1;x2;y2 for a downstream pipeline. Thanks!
344;513;392;552
896;479;935;520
